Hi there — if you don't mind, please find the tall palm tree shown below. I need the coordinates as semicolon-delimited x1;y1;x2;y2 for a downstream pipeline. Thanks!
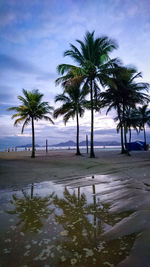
100;66;149;153
8;89;54;158
54;80;88;155
136;104;150;145
56;31;118;157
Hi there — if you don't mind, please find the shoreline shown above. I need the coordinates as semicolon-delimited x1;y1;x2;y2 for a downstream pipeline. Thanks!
0;145;121;152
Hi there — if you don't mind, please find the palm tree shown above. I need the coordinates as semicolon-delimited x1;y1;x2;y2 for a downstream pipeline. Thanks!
123;108;140;143
8;89;54;158
136;104;150;145
56;31;118;157
100;66;149;153
54;80;88;155
115;108;139;143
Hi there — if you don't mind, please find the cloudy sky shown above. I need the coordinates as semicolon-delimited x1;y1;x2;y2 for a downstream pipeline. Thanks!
0;0;150;148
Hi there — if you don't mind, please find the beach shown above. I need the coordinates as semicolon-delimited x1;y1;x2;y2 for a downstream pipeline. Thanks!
0;149;150;187
1;149;150;266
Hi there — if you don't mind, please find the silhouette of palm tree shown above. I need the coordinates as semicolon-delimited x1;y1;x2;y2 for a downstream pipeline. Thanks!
56;31;118;158
8;89;54;158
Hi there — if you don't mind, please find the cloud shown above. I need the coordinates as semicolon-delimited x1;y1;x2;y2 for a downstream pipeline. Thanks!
0;12;16;27
0;103;13;115
36;72;57;81
0;88;15;102
95;129;117;135
0;54;56;87
1;0;150;147
0;54;39;74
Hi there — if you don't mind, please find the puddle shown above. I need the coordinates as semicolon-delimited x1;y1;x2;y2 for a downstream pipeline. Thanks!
0;175;149;266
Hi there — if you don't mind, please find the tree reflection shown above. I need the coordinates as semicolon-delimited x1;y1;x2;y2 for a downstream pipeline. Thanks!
53;186;107;265
5;182;136;266
7;184;54;233
54;187;94;243
53;185;136;266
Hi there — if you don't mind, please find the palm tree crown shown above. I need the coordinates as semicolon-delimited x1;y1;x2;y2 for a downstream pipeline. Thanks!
8;89;54;157
136;104;150;145
100;66;149;153
54;80;88;155
56;31;118;157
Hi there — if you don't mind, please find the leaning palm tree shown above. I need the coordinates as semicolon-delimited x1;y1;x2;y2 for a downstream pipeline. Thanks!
54;80;88;155
56;31;118;157
136;104;150;145
8;89;54;158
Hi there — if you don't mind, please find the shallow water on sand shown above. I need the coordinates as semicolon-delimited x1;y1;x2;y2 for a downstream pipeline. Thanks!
0;175;150;267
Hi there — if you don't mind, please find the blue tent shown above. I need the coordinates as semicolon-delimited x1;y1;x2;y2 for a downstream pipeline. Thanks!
126;141;145;151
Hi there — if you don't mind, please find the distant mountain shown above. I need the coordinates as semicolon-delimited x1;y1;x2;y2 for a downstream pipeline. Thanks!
49;140;76;147
49;140;120;147
16;144;40;148
16;140;120;148
79;140;120;146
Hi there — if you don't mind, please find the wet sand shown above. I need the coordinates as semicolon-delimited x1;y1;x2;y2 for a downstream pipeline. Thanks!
1;149;150;266
0;149;150;187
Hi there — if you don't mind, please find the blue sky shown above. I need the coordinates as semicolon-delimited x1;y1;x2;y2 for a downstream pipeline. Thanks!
0;0;150;148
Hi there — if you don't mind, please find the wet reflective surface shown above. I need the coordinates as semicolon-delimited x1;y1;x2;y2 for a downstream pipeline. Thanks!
0;175;150;266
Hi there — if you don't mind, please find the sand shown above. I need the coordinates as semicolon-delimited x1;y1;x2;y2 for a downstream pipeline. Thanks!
0;149;150;188
1;149;150;266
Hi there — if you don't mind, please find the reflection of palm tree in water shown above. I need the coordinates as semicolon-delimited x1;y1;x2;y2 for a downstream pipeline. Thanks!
53;183;136;266
54;187;94;243
7;183;54;233
53;186;108;264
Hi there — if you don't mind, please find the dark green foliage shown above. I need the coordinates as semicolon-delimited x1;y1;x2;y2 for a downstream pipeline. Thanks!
100;66;149;153
56;31;118;157
8;89;54;158
54;80;88;155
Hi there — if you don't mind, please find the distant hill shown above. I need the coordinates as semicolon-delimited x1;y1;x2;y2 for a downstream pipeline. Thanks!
79;140;120;146
16;140;120;148
49;140;120;147
49;140;76;147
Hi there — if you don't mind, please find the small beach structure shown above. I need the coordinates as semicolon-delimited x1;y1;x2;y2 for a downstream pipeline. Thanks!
127;141;145;151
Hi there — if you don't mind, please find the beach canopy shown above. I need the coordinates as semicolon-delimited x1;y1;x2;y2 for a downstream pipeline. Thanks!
126;141;145;151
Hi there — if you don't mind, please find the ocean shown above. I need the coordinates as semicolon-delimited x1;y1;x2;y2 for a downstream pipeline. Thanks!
0;146;121;152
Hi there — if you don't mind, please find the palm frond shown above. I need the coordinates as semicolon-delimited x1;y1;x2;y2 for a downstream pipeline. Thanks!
21;118;30;133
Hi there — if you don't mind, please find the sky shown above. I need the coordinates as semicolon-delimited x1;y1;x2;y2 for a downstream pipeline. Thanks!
0;0;150;148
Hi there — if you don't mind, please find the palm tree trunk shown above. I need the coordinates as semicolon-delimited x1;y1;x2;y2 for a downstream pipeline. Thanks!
144;125;147;144
92;184;97;238
31;117;35;158
124;124;130;155
122;103;130;155
118;106;125;154
122;102;129;154
144;124;147;150
90;79;95;158
78;187;80;201
31;183;34;199
124;125;127;150
76;111;81;155
120;124;125;153
129;128;131;143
